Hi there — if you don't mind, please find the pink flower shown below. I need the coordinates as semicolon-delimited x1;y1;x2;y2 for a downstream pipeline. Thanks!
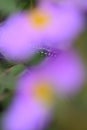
0;2;84;62
37;1;84;49
3;96;53;130
0;11;44;62
2;50;85;130
3;69;55;130
57;0;87;11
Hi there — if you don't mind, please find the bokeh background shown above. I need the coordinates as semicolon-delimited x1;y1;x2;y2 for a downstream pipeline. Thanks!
0;0;87;130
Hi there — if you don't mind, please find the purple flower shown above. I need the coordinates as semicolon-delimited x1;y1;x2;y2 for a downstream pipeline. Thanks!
0;11;44;62
0;2;84;62
57;0;87;11
3;96;53;130
2;50;85;130
37;1;84;49
34;50;85;96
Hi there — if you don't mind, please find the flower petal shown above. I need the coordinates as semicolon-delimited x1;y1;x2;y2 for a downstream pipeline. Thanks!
0;12;43;62
39;50;85;96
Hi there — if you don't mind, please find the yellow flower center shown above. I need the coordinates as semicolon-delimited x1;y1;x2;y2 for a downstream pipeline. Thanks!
30;9;51;29
32;81;55;106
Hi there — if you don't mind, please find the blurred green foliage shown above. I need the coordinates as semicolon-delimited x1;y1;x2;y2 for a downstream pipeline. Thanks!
0;0;87;130
0;0;18;15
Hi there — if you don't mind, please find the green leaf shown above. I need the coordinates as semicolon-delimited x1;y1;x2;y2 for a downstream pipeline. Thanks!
24;50;47;66
16;0;37;10
0;64;25;94
0;0;19;14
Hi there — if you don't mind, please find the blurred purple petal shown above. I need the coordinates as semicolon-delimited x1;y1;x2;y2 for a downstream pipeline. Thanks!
38;50;85;96
2;49;86;130
3;97;52;130
0;12;44;62
58;0;87;11
0;3;85;62
37;1;85;49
